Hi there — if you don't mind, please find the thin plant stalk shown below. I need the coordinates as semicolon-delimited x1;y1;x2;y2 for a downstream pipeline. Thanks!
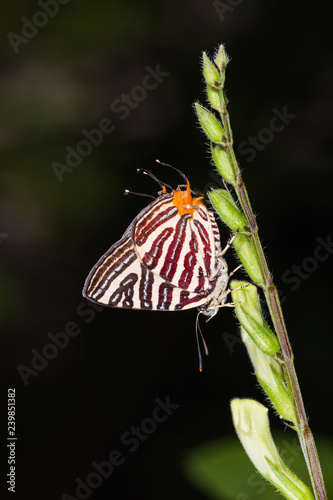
221;57;326;500
197;47;327;500
226;119;325;500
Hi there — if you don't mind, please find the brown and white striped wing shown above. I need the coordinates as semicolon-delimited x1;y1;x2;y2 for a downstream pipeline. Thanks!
82;233;212;311
83;229;137;307
133;195;220;294
82;194;221;311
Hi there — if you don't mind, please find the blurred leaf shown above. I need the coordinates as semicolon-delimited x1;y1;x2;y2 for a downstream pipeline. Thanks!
183;434;333;500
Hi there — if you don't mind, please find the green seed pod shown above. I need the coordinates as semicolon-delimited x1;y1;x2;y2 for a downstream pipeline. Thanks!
232;234;265;285
214;45;228;75
211;144;235;184
206;85;222;113
194;103;225;144
202;52;221;88
231;399;314;500
231;281;280;355
209;189;247;231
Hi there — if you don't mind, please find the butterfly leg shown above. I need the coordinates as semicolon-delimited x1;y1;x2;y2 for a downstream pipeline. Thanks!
221;230;239;256
207;282;249;318
228;263;243;278
224;282;249;307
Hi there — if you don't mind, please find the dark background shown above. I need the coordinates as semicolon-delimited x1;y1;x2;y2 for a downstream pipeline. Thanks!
1;1;332;499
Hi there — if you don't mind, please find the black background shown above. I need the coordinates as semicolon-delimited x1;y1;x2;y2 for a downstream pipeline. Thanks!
1;1;332;499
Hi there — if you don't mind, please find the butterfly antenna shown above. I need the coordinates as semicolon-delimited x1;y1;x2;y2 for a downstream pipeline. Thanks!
195;312;209;372
137;168;173;191
155;159;188;184
124;189;155;200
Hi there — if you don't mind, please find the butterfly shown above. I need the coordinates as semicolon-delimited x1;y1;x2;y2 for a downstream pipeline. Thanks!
82;166;232;319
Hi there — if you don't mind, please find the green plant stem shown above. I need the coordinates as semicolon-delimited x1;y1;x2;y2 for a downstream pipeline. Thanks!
218;88;327;500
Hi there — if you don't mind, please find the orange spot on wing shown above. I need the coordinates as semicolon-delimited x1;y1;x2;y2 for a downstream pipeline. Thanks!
172;180;204;217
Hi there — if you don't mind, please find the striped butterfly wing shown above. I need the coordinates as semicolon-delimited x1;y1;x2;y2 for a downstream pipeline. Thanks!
83;182;228;312
132;193;222;309
82;224;137;307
